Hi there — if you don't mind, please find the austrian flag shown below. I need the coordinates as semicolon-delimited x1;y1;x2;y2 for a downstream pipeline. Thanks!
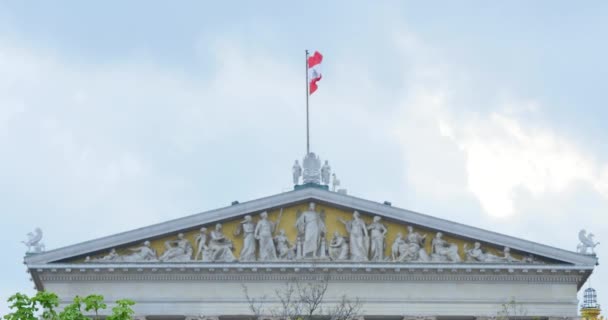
308;51;323;95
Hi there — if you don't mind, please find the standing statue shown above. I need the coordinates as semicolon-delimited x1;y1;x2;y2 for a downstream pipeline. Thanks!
321;160;331;185
194;227;208;261
329;231;349;261
430;232;461;262
23;228;45;253
234;215;256;261
400;226;429;262
159;233;193;262
292;160;302;185
367;216;387;261
274;229;295;260
577;230;600;255
332;173;340;192
295;202;326;258
338;211;369;261
123;241;158;262
209;223;236;262
255;211;280;261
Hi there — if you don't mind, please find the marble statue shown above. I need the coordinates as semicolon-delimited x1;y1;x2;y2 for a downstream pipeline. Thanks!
274;229;295;260
501;247;521;263
391;233;405;261
234;216;256;261
302;153;321;184
464;242;500;262
367;216;387;261
209;223;236;262
430;232;461;262
292;160;302;185
23;228;45;253
255;211;280;261
400;226;429;262
98;248;120;261
338;211;369;261
295;202;326;257
577;229;600;255
194;227;208;261
331;173;340;192
329;231;349;261
123;241;158;262
321;160;331;185
159;233;193;262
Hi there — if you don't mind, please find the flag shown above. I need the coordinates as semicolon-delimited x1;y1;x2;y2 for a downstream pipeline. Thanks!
308;51;323;95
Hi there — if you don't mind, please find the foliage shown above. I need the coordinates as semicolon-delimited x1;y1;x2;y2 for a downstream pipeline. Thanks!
496;297;527;320
3;292;134;320
243;277;362;320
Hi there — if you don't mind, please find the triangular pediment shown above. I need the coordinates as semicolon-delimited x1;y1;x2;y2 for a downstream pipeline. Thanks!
24;188;597;267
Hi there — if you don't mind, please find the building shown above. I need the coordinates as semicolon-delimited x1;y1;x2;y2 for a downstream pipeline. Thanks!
24;153;599;320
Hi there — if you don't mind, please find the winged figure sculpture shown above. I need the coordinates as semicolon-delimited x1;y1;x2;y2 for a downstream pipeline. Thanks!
23;228;45;253
577;229;599;255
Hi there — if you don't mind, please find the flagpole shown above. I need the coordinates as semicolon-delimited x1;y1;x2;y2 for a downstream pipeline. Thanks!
305;49;310;154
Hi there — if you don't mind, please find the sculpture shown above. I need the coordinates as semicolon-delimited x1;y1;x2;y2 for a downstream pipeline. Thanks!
430;232;461;262
302;153;321;184
209;223;236;262
577;229;600;255
255;211;281;261
321;160;331;185
399;226;429;262
159;233;193;262
338;211;369;261
367;216;387;261
329;231;349;261
391;233;405;261
123;241;158;262
332;173;340;192
464;242;500;262
274;229;295;260
295;202;326;258
501;247;521;263
234;216;256;261
194;227;208;261
292;160;302;185
98;248;120;261
23;228;45;253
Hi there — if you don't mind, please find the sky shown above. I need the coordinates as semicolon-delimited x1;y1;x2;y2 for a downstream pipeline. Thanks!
1;0;607;316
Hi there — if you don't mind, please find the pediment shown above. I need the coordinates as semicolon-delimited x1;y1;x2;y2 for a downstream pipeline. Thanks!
24;188;597;267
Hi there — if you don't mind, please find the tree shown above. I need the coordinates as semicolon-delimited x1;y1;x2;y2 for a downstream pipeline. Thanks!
243;277;363;320
496;298;528;320
3;291;135;320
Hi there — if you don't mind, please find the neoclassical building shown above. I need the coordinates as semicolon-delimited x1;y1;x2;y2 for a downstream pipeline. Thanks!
24;153;599;320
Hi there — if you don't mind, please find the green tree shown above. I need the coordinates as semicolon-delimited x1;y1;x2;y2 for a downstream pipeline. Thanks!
3;292;134;320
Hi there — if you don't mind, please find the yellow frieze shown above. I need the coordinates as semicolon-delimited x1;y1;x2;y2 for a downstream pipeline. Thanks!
76;203;535;263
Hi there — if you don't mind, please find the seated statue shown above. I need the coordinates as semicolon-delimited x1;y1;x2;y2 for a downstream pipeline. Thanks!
329;231;349;261
399;226;429;262
391;233;405;261
274;229;296;260
209;223;236;262
159;233;193;262
430;232;461;262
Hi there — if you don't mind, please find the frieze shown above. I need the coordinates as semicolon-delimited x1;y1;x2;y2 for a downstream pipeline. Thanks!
80;202;553;266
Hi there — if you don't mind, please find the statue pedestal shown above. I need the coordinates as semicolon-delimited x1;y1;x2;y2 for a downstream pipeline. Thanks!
294;183;329;191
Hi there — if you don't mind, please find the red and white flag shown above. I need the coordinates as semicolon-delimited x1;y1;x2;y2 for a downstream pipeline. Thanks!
308;51;323;95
